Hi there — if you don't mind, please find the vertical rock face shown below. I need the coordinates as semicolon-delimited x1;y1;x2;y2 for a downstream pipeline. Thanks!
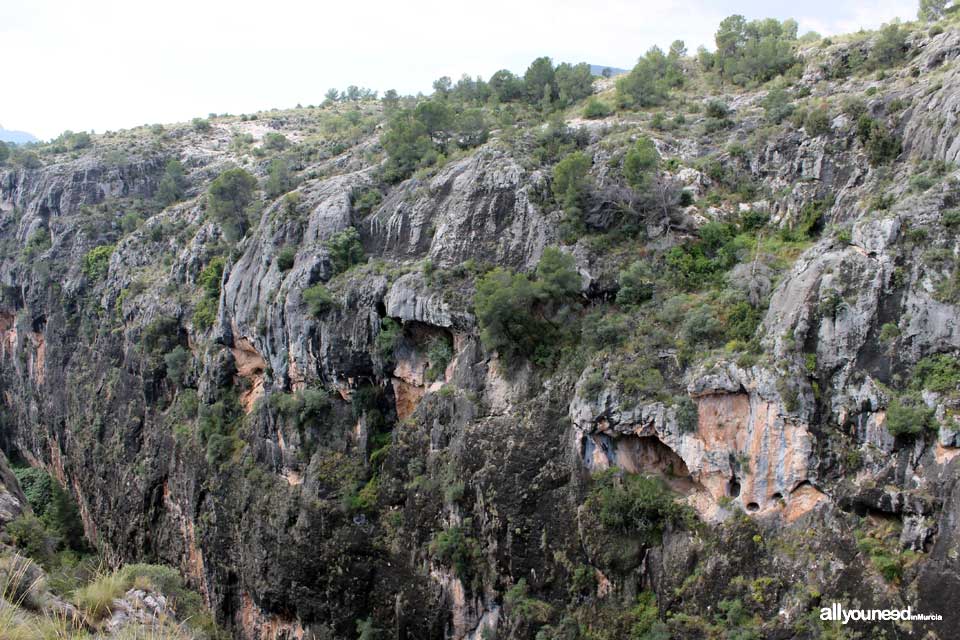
0;450;27;528
3;27;960;640
570;362;825;521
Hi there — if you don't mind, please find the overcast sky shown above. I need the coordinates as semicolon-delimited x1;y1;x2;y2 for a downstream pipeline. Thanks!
1;0;916;140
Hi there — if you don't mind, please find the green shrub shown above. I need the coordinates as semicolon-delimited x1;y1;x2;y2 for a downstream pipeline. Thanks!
6;514;57;565
191;118;211;132
803;106;831;137
474;268;542;359
535;247;580;299
194;257;225;329
163;346;191;386
264;157;297;197
504;578;553;624
22;229;51;260
81;245;114;281
13;467;54;517
588;470;692;545
429;525;481;582
911;354;960;394
886;394;935;437
262;132;289;151
616;46;683;108
156;159;188;207
303;283;335;316
879;322;900;342
582;311;630;351
710;16;799;85
583;98;613;119
426;336;453;381
376;318;403;361
616;261;655;306
705;100;730;120
681;306;722;346
352;187;383;215
326;227;364;274
675;397;699;433
207;168;257;236
553;151;592;216
870;23;908;69
762;88;794;124
623;137;659;190
276;246;296;271
857;116;901;165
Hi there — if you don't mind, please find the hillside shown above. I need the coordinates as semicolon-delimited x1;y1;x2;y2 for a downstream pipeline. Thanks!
1;13;960;640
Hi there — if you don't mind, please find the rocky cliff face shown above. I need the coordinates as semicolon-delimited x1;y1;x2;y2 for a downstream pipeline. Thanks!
2;25;960;640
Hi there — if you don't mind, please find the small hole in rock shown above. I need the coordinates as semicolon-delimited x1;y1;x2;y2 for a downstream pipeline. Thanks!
746;502;759;513
727;479;741;498
771;492;783;501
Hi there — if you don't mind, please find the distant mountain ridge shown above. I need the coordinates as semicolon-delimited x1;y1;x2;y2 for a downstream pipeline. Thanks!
589;64;628;76
0;127;38;144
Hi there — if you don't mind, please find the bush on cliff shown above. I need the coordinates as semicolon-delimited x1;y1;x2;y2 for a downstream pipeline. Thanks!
474;247;582;364
207;167;257;239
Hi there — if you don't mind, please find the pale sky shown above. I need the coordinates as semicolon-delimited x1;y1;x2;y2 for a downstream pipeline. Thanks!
1;0;916;140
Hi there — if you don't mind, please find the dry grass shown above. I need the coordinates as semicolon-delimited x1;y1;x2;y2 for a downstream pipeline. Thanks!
72;570;126;621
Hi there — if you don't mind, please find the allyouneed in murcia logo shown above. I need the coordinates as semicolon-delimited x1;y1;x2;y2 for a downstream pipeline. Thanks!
820;602;943;624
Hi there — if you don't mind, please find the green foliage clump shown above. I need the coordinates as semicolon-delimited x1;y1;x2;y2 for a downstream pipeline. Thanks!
553;151;592;212
429;524;482;583
426;335;453;381
856;525;916;583
352;187;383;215
474;247;580;363
870;23;908;68
326;227;364;274
617;261;655;306
163;345;191;386
885;393;935;437
10;467;88;563
0;141;9;164
856;115;901;165
198;393;243;466
276;246;296;272
803;105;831;137
762;87;794;123
536;247;580;299
81;244;114;281
665;221;742;289
504;578;553;624
264;157;297;198
51;130;92;152
675;397;699;433
193;257;225;329
208;167;257;239
623;137;660;190
22;228;51;260
919;0;948;21
381;109;436;183
191;117;211;132
706;15;799;85
262;132;289;151
376;318;403;362
616;45;684;108
583;98;613;119
911;354;960;394
156;159;188;207
303;283;335;317
588;470;692;545
381;99;489;182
